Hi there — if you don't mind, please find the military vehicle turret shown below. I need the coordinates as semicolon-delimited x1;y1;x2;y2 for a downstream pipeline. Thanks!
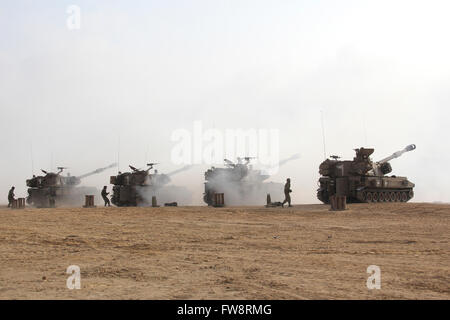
110;164;192;206
317;144;416;203
203;157;284;206
26;163;116;207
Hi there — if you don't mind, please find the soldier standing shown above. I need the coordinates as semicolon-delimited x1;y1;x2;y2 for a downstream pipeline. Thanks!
7;186;15;207
101;186;111;207
282;178;292;207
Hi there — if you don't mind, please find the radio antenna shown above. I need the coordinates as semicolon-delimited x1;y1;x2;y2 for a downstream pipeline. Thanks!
30;141;34;175
320;110;327;160
117;135;121;173
50;151;54;172
362;111;368;146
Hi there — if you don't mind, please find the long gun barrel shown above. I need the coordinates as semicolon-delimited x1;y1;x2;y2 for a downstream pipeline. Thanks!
77;163;117;179
224;159;235;167
166;165;193;177
377;144;416;164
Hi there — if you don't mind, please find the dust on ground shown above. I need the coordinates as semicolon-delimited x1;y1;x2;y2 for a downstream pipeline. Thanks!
0;203;448;299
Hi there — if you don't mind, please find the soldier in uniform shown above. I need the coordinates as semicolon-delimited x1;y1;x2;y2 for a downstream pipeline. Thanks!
101;186;111;207
7;186;15;207
282;178;292;207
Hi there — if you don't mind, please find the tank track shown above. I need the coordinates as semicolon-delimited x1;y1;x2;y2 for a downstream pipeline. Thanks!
356;189;414;203
317;189;414;204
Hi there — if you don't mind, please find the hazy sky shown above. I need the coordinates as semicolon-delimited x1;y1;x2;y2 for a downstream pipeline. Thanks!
1;0;449;204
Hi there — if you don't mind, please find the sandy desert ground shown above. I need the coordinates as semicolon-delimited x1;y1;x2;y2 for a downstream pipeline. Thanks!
0;202;448;299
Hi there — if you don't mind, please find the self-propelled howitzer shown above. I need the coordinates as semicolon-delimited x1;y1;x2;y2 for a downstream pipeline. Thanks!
26;163;117;207
110;164;192;206
317;145;416;203
203;157;284;206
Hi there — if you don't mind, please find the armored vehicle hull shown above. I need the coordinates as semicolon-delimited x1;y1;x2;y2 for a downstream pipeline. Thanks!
317;175;414;203
111;184;192;207
111;185;150;207
27;186;98;208
204;181;283;206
